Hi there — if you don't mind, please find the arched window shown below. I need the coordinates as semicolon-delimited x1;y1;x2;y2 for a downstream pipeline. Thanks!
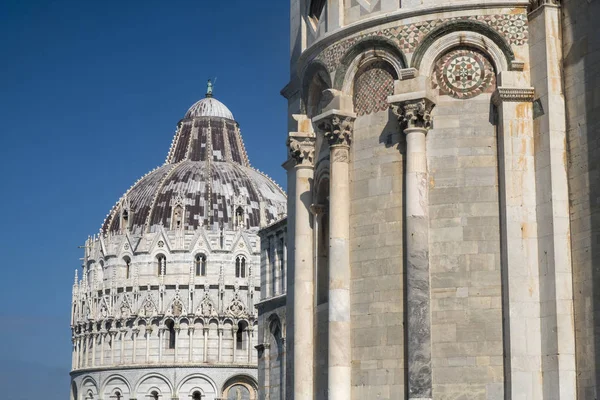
235;206;244;229
123;256;131;279
235;256;246;278
165;320;176;349
195;254;207;276
156;254;166;276
120;208;131;231
236;321;247;350
309;0;326;23
192;391;202;400
172;204;184;230
114;391;122;400
150;390;159;400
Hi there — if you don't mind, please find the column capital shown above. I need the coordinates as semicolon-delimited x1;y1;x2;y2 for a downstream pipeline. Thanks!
314;110;356;147
287;131;316;167
310;204;326;216
389;97;435;131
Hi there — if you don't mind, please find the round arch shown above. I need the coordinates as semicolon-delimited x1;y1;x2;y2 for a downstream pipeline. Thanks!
335;36;406;91
412;20;515;73
134;373;173;396
101;374;132;395
301;60;333;118
175;373;219;396
221;374;258;400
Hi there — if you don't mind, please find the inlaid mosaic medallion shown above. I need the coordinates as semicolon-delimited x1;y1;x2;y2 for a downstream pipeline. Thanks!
434;49;496;99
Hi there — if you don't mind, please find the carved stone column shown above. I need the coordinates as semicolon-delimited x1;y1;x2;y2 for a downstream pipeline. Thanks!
174;326;180;361
218;326;223;362
132;327;139;364
203;327;209;363
286;126;317;400
233;327;238;362
119;328;126;364
315;110;356;400
145;327;151;363
100;330;106;366
158;326;164;363
91;332;97;367
390;97;435;400
188;327;194;362
110;329;117;365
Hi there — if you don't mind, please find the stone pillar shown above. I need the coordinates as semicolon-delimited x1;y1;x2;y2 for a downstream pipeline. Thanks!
203;327;209;363
120;328;125;364
492;83;544;399
528;3;577;399
145;328;150;363
247;328;252;364
174;326;180;361
158;327;164;363
76;335;81;369
390;97;435;400
286;125;317;400
81;333;87;368
218;327;223;362
100;331;105;366
263;343;271;397
110;330;116;365
189;327;194;362
91;332;97;367
315;110;356;400
233;327;238;363
132;328;138;364
281;337;287;400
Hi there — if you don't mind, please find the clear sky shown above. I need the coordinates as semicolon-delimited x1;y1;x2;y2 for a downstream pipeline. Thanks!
0;1;290;398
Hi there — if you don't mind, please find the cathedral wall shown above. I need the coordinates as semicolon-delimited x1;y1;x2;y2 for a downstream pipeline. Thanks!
71;366;257;400
349;108;405;399
562;0;600;398
428;93;504;400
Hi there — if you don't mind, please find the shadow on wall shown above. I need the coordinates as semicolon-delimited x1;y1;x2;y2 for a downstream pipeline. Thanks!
563;0;600;398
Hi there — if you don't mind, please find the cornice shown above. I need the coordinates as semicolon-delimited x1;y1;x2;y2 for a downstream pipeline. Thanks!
297;1;529;74
70;362;257;376
492;87;536;104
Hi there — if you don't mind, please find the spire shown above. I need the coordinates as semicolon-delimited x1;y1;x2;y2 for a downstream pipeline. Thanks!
206;79;213;98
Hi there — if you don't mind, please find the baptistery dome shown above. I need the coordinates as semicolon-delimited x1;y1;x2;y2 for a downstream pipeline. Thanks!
69;88;286;400
102;94;286;234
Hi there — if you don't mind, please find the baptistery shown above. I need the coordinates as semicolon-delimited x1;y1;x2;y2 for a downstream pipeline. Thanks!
69;87;286;400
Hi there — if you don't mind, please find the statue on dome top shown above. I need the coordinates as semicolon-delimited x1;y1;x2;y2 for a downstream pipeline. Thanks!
206;79;213;98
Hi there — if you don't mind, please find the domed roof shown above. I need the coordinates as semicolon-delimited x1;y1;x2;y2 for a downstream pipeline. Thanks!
102;93;286;234
185;96;234;120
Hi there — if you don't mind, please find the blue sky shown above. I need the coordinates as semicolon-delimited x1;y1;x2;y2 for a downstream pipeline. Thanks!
0;1;290;398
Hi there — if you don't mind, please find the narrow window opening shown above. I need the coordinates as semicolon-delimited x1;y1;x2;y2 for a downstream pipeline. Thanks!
124;257;131;279
195;254;207;276
150;390;159;400
165;320;176;349
235;206;244;229
192;391;202;400
172;204;184;230
156;254;166;276
236;256;246;278
309;0;326;25
236;321;246;350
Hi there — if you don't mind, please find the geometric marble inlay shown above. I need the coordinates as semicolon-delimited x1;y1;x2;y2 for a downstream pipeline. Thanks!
434;49;496;99
353;61;395;116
